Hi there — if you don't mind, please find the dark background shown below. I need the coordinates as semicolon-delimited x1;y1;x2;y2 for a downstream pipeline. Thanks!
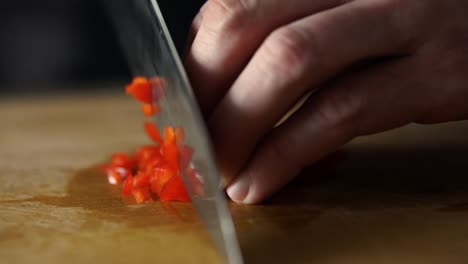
0;0;205;92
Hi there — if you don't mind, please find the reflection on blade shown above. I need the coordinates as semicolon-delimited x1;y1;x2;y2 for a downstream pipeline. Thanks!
103;0;243;263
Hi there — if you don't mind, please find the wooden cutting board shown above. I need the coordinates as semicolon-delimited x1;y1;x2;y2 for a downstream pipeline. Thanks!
1;89;468;264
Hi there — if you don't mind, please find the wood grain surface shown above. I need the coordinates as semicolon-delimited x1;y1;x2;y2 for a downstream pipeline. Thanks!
1;90;468;264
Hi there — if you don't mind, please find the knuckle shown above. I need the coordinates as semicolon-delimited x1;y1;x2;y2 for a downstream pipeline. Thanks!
206;0;253;33
209;0;248;12
373;0;420;51
262;27;322;80
315;87;362;133
263;28;309;79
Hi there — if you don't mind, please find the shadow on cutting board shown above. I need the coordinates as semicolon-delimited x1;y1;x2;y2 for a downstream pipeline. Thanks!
233;144;468;263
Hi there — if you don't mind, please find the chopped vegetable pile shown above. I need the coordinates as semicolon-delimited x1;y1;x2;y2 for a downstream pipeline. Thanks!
100;76;195;203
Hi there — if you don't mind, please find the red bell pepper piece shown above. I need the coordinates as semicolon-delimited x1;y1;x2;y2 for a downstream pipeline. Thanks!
164;126;176;145
161;126;179;169
149;165;175;195
110;153;135;170
133;171;151;188
125;77;153;104
159;174;191;202
162;145;179;171
122;174;134;196
132;187;152;203
134;145;160;161
144;122;163;145
142;103;161;117
107;170;123;185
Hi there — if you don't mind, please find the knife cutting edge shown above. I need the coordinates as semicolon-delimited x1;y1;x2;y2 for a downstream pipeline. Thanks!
104;0;244;263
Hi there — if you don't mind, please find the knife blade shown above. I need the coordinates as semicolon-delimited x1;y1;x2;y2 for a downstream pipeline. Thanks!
104;1;244;263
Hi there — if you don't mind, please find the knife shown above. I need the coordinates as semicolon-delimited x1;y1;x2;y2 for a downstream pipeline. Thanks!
104;1;244;263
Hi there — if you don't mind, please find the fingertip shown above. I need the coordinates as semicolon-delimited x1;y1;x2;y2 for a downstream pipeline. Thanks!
226;161;294;205
226;172;251;204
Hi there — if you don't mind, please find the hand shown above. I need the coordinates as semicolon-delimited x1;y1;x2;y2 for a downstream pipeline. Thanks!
185;0;468;204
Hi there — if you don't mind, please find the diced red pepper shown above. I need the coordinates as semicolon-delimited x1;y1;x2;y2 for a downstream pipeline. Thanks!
126;77;153;104
141;157;163;174
122;174;134;196
144;122;163;145
110;153;135;170
142;103;161;117
149;165;175;195
107;170;123;185
100;76;197;204
101;164;131;185
132;187;152;203
162;144;179;171
134;145;160;162
133;171;151;188
136;147;164;171
164;126;176;145
161;126;179;170
142;104;154;116
159;174;191;202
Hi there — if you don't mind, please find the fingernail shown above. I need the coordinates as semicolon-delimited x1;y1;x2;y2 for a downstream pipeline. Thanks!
226;173;251;204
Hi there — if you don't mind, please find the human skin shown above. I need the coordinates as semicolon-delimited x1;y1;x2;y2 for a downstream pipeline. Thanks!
184;0;468;204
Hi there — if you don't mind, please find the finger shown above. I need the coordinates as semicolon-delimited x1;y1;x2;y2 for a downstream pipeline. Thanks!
227;58;423;204
210;0;419;183
185;0;351;114
183;1;209;57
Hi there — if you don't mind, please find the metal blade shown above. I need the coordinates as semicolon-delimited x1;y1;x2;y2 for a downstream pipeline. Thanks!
104;1;243;263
